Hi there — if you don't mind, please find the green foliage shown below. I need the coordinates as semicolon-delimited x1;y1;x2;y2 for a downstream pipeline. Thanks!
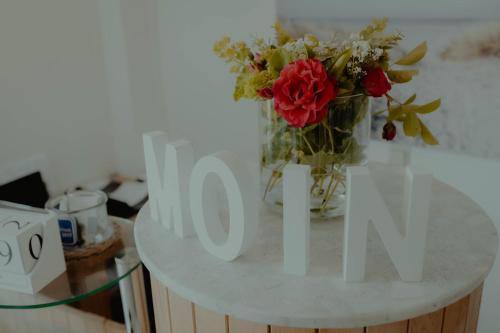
403;111;421;137
359;18;388;39
330;49;352;77
414;98;441;114
387;70;419;83
359;18;402;50
268;48;289;75
403;93;417;104
213;37;251;70
419;120;439;145
213;19;440;146
274;21;293;46
395;42;427;66
386;95;440;144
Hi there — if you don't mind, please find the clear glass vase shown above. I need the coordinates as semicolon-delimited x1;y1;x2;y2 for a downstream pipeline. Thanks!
260;94;371;219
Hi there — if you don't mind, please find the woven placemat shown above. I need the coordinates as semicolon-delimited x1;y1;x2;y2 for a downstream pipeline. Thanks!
64;222;121;262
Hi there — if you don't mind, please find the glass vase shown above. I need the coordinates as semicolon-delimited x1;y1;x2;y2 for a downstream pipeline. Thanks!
260;94;371;219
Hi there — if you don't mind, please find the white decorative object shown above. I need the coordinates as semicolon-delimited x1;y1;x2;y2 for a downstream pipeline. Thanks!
0;204;66;294
141;131;436;277
343;166;432;282
0;217;43;274
283;164;310;275
143;132;195;238
189;151;258;261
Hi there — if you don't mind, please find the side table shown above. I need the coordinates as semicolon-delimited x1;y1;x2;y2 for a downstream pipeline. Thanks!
135;173;498;332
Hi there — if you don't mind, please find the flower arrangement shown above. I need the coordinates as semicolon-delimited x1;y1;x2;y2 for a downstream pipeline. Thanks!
214;19;440;217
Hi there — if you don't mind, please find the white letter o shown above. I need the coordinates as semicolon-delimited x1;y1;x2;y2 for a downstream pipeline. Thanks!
189;151;256;261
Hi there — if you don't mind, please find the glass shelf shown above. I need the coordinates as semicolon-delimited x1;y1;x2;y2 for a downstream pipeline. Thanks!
0;217;141;309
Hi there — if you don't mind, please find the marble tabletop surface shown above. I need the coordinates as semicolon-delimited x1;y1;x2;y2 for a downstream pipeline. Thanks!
134;164;498;328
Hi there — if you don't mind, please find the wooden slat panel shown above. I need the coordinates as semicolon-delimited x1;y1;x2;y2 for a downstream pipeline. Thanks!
169;290;196;333
194;304;227;333
66;305;92;333
36;308;54;333
271;326;315;333
366;320;408;333
228;317;268;333
131;265;151;333
442;296;470;333
48;306;70;332
103;318;127;333
151;276;173;333
0;309;16;333
465;284;483;333
319;328;364;333
408;309;444;333
82;310;107;333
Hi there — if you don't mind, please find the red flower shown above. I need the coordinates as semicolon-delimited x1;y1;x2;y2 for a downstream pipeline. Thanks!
272;59;336;128
362;67;391;97
258;87;273;99
382;122;397;141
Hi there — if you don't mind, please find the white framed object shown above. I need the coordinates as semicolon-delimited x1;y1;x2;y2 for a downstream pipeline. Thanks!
0;204;66;294
343;166;432;282
189;151;258;261
283;164;310;275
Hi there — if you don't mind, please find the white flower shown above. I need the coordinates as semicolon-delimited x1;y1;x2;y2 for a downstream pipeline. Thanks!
283;39;308;60
346;60;365;78
371;47;383;60
352;40;371;61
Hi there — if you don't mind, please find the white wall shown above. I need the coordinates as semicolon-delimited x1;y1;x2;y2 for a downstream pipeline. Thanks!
99;0;168;177
155;0;277;161
0;0;168;193
0;0;115;194
277;0;500;20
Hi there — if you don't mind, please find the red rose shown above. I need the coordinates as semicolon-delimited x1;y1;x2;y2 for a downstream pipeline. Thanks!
272;59;336;128
362;67;391;97
258;87;273;99
382;122;397;141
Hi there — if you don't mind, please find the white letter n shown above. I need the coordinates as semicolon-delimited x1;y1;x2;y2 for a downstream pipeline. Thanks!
343;166;432;282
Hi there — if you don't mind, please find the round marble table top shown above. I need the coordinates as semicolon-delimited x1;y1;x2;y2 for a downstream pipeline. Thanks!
135;165;498;328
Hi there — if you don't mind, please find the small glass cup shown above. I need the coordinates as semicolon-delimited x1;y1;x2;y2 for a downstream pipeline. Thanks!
46;191;112;248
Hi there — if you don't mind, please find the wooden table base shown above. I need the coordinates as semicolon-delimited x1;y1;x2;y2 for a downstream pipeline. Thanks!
150;277;483;333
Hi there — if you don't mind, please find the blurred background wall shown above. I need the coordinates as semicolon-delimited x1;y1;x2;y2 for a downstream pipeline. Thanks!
277;0;500;20
0;0;167;194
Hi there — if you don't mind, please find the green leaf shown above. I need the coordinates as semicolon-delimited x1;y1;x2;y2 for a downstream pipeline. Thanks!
419;120;439;145
415;98;441;114
387;70;419;83
331;49;352;77
360;18;388;39
388;105;408;121
395;41;427;66
403;93;417;105
233;74;246;101
338;80;355;90
337;88;354;96
403;111;421;137
269;49;285;73
274;21;293;46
